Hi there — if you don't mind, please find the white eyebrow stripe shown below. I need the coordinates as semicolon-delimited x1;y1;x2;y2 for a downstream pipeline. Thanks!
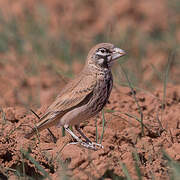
96;48;110;57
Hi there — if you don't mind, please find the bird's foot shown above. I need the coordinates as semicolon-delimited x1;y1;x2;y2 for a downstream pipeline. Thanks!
69;141;103;150
80;141;104;150
91;142;104;149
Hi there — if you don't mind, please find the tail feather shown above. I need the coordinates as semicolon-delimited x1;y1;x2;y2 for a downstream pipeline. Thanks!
24;109;43;139
24;117;60;139
24;110;62;139
24;119;50;139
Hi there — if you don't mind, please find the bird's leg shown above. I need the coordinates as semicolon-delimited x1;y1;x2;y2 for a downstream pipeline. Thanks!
74;125;92;143
64;125;82;143
64;125;100;150
74;125;104;149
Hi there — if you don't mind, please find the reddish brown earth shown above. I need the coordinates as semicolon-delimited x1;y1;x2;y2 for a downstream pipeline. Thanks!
0;0;179;179
0;83;180;179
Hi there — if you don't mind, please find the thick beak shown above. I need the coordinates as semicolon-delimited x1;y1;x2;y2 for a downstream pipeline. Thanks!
111;47;126;61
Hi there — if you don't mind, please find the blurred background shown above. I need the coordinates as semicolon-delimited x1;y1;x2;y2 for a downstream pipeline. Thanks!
0;0;179;109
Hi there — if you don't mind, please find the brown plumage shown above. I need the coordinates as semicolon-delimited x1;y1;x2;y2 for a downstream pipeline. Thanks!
25;43;126;150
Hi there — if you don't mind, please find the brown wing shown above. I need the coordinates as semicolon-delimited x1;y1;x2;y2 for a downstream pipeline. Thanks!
47;73;96;113
25;71;96;138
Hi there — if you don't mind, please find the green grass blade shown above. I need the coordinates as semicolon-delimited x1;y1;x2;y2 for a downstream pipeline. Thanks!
161;51;175;121
21;151;26;178
132;152;142;180
125;113;148;130
62;127;66;137
120;162;132;180
99;109;106;144
162;150;180;180
54;142;69;162
163;51;174;108
95;116;99;143
0;107;6;135
120;65;144;136
20;149;52;180
160;51;175;130
150;63;163;81
2;166;21;177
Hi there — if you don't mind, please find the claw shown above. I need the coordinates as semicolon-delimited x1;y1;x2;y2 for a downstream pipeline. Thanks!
65;126;103;150
91;142;104;149
81;141;98;150
68;141;103;150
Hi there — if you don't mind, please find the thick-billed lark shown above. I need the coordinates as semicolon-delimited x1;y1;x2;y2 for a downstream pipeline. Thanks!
25;43;126;150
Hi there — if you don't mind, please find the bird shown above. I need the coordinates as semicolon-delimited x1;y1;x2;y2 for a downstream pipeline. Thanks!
25;43;126;150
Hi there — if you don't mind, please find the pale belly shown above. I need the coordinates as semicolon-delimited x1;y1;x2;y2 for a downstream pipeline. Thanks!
57;74;113;127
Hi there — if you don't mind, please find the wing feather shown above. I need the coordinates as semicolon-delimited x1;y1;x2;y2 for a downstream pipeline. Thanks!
47;72;96;113
25;72;97;138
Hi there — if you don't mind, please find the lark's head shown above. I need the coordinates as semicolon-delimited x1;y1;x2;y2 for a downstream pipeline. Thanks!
86;43;126;69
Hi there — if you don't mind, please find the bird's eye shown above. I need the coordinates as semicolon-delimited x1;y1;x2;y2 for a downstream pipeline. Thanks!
100;49;105;53
95;48;109;57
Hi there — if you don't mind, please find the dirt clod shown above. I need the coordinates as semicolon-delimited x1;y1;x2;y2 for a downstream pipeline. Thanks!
0;86;180;179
